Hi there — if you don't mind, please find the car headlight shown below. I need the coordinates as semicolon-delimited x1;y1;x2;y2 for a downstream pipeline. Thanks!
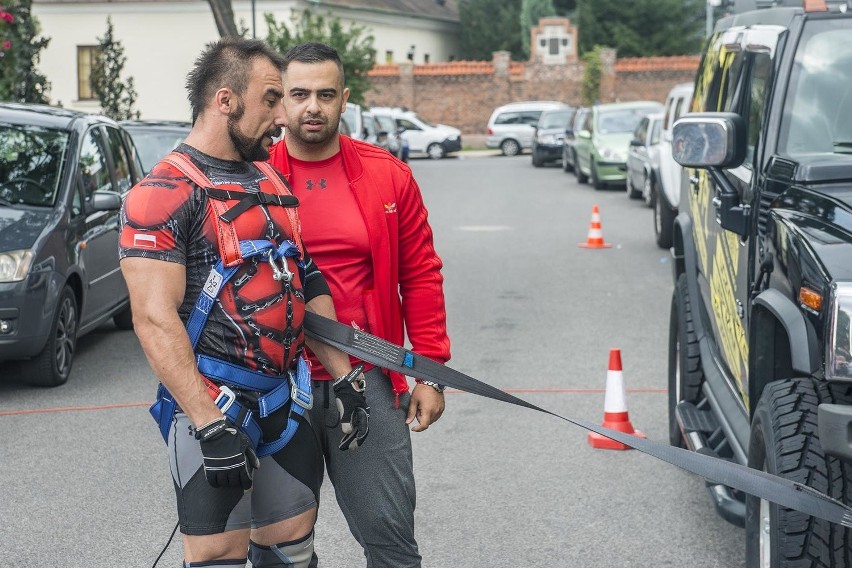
0;249;34;282
827;283;852;381
599;147;626;162
537;134;559;145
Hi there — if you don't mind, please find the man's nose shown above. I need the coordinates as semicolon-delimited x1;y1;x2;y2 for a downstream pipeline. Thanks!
304;94;321;114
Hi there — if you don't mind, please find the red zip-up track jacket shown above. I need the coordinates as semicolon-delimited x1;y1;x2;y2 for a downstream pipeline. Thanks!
269;136;451;397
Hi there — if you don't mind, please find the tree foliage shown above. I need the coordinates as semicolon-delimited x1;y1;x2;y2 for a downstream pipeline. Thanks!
265;9;376;105
581;45;603;106
0;0;51;103
458;0;524;61
577;0;705;57
520;0;556;58
91;17;139;120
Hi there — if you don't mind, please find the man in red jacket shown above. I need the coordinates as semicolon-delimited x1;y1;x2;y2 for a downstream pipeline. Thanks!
269;42;451;568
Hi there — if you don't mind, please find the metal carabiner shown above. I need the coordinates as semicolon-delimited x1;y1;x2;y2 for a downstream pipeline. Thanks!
267;251;293;282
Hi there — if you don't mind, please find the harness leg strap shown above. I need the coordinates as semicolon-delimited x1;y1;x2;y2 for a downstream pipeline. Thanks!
249;531;314;568
183;559;246;567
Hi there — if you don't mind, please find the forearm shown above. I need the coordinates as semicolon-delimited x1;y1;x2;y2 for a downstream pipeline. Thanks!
304;294;353;379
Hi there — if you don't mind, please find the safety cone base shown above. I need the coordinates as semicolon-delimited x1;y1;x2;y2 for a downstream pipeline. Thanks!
578;241;612;249
587;429;646;450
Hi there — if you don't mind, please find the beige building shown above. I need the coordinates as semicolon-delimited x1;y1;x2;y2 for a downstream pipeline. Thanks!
31;0;460;121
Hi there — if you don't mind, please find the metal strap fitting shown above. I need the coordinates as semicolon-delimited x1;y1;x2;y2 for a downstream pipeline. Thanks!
290;375;313;410
214;385;238;413
267;251;293;282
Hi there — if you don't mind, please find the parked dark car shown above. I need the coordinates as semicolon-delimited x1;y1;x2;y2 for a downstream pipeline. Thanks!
625;112;662;207
120;119;191;173
0;103;144;386
531;107;575;167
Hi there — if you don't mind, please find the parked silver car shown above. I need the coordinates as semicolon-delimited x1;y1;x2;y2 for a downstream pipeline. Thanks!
625;112;663;207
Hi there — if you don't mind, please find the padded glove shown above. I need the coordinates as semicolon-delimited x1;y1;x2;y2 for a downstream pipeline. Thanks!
195;416;260;490
333;365;370;450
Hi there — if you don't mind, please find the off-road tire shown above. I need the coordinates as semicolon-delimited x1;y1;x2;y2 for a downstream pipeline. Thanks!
24;285;78;387
563;149;573;173
500;139;520;157
668;273;705;447
745;379;852;568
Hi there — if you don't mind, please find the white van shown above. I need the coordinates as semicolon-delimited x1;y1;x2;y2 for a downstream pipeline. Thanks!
486;101;568;156
369;107;461;159
654;82;694;249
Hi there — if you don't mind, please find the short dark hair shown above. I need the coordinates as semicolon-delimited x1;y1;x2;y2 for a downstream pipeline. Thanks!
186;37;286;122
281;42;345;85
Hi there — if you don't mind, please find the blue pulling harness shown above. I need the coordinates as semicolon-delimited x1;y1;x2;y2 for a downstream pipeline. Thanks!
148;153;313;458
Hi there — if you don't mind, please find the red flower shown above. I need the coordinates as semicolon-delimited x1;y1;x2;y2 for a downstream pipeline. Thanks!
0;11;13;23
2;40;9;50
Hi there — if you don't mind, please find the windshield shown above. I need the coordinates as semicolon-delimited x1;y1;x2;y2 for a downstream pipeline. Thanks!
597;107;659;134
539;110;572;129
128;130;187;173
0;124;70;207
779;20;852;158
375;115;396;134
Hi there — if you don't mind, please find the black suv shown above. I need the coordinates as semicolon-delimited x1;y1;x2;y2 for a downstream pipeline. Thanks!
668;1;852;565
0;103;144;386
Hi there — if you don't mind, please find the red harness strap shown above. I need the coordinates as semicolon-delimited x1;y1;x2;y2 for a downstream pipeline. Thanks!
160;151;303;267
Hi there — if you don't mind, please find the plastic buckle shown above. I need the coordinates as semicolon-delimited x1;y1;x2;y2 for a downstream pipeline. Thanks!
267;251;293;282
214;385;237;413
290;375;313;411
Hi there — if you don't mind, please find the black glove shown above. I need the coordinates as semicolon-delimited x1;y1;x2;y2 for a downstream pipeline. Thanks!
195;416;260;490
333;365;370;450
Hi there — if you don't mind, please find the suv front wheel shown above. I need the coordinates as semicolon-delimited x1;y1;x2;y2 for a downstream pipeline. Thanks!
746;379;852;568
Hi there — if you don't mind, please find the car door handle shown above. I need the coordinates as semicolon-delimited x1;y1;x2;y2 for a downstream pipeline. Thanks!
690;175;700;193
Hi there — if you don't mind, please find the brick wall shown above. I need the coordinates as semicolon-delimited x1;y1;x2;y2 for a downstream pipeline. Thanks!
364;52;700;135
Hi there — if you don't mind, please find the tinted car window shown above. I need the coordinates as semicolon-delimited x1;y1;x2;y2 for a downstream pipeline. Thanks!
779;22;852;157
79;127;113;199
494;112;522;125
397;118;421;131
105;126;132;193
538;110;572;129
0;124;69;207
650;118;661;145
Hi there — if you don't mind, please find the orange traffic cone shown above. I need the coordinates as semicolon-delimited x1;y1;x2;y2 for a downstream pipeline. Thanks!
578;205;612;248
588;348;645;450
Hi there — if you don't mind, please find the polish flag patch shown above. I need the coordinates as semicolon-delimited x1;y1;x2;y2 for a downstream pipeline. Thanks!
133;233;158;249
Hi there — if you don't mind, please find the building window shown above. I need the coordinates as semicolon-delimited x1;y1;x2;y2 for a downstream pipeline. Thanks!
77;45;101;100
424;54;430;64
385;50;393;63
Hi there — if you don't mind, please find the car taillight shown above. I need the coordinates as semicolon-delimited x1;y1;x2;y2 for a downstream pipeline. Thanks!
487;128;493;135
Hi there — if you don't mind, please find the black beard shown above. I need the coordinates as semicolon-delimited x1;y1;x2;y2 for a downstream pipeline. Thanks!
228;119;278;162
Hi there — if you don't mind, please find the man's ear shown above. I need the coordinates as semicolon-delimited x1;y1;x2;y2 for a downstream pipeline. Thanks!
341;87;351;111
215;88;235;115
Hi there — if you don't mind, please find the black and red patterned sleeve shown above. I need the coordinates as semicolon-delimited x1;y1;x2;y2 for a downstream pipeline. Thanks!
119;162;201;264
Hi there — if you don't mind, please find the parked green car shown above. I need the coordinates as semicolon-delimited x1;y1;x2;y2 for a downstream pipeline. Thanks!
574;101;664;190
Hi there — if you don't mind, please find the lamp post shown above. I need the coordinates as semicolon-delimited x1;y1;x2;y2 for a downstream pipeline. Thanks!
251;0;256;38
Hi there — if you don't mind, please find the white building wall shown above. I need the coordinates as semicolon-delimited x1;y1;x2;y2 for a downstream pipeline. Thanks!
31;0;459;121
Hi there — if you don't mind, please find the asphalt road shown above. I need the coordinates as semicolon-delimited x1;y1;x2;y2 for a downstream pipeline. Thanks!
0;152;744;567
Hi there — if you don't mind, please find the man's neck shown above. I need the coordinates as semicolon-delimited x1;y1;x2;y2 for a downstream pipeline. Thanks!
182;119;241;162
284;133;342;162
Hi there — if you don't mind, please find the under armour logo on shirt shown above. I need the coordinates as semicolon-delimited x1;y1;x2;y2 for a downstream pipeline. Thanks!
305;179;327;191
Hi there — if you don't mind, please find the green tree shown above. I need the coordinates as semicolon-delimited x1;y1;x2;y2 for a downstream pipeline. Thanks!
577;0;705;57
91;17;139;120
581;45;603;106
458;0;524;61
0;0;51;103
520;0;556;58
265;9;376;105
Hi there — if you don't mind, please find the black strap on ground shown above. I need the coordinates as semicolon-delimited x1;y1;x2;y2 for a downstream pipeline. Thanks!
304;312;852;528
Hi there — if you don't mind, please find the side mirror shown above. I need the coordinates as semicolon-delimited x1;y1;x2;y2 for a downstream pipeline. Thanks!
578;130;591;140
565;128;574;137
629;139;642;147
90;190;122;212
671;113;746;169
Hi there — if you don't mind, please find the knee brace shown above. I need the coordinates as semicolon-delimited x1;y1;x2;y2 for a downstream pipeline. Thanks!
183;560;246;567
249;531;314;568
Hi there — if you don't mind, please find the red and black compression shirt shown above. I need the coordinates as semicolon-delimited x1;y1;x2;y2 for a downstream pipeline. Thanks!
119;144;330;375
